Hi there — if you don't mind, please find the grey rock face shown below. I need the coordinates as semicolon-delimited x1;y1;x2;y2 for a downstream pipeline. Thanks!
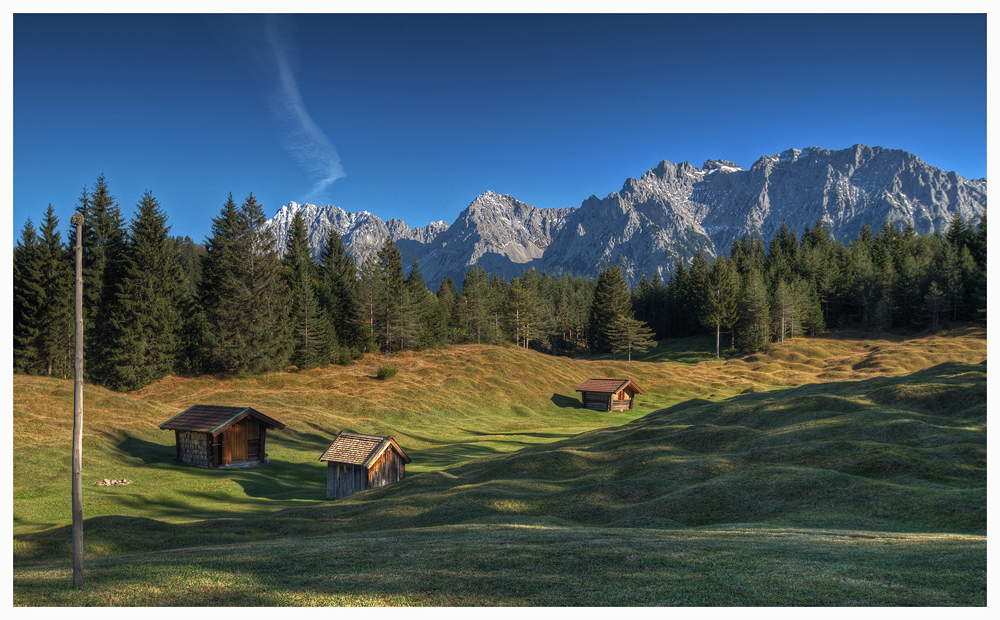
417;191;574;286
266;201;449;267
265;144;986;286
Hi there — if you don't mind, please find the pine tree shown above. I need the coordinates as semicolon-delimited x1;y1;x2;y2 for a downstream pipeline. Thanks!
435;276;460;343
357;253;381;352
101;191;187;391
701;256;739;358
606;313;657;362
199;193;291;374
284;211;333;369
241;193;292;372
772;278;796;343
406;258;443;349
588;264;632;353
735;269;771;352
36;206;74;377
375;237;412;353
318;226;362;350
13;220;44;373
508;275;540;349
72;175;127;380
459;265;491;344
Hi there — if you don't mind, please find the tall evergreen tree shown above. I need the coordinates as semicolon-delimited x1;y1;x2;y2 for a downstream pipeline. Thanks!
588;264;632;353
318;226;362;350
375;237;413;353
199;193;290;374
406;258;443;349
284;211;334;369
36;206;74;377
13;220;44;373
73;175;127;379
606;313;657;362
101;191;187;391
459;265;491;344
702;256;740;358
735;269;771;352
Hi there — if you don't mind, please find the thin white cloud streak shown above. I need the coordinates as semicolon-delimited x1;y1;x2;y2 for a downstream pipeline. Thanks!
264;16;345;201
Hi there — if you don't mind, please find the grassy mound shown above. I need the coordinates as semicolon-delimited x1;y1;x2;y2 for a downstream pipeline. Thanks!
11;328;987;605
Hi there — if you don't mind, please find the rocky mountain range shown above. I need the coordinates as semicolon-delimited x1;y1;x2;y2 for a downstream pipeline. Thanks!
265;144;987;287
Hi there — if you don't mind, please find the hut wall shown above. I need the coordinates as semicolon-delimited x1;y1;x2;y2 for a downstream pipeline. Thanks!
582;392;613;411
368;448;405;488
327;462;369;500
176;430;211;467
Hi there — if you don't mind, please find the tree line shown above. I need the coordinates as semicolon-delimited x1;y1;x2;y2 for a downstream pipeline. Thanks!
14;176;986;391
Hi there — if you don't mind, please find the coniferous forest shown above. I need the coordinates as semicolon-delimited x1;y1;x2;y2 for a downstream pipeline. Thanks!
13;176;987;392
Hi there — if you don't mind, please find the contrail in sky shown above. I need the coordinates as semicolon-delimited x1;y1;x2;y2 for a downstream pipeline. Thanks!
264;15;345;201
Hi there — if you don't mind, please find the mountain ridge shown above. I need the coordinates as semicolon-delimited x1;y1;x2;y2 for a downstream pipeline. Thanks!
266;144;986;285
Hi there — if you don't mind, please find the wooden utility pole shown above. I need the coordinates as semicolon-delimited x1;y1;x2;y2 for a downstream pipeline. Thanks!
70;212;84;588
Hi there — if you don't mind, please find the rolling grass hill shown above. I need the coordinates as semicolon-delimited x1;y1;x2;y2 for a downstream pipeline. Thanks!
12;327;987;605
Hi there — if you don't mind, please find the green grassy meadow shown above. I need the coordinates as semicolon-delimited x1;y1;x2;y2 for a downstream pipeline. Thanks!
12;327;987;605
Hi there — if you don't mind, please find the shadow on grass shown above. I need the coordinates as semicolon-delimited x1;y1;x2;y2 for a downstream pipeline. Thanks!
408;442;511;470
230;460;327;501
551;393;581;408
116;435;176;465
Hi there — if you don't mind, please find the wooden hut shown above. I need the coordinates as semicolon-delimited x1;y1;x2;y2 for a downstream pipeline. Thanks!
159;405;286;468
576;379;644;412
319;431;410;500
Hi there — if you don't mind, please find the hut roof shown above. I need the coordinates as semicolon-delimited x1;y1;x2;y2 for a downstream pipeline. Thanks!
575;378;644;395
159;405;286;436
319;431;411;467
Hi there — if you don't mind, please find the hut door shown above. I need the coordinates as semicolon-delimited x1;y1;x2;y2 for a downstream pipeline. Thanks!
221;432;232;465
230;421;248;461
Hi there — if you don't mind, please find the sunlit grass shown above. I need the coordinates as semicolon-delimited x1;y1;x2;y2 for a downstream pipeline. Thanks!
12;326;986;605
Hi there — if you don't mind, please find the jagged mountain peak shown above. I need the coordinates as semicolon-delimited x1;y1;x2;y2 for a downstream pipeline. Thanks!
265;144;985;286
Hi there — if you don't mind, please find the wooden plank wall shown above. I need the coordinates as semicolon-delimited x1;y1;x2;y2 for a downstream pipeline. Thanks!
327;462;369;500
582;392;613;411
368;449;405;489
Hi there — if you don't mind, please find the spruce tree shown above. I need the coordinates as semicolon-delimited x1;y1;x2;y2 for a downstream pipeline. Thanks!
284;211;333;369
36;206;74;377
102;191;186;391
241;193;292;372
376;237;412;353
406;258;442;349
357;253;381;352
735;269;771;352
588;264;632;353
13;220;44;373
73;175;126;380
436;276;460;343
606;313;657;362
199;193;290;374
318;226;362;350
701;256;740;358
459;265;491;344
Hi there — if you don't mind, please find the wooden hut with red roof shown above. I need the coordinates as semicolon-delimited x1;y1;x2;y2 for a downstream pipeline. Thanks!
319;431;411;500
159;405;286;468
576;379;644;412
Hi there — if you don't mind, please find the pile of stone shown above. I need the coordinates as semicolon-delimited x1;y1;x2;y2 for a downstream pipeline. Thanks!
93;478;131;487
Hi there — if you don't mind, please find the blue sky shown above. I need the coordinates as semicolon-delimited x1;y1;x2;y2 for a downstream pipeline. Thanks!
12;12;988;245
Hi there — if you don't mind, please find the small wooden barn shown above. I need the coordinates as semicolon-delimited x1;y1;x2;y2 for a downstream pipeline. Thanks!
159;405;286;468
319;431;410;500
576;378;644;412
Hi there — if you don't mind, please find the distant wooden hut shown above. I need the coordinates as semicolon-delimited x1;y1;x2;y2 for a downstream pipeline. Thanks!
576;379;644;412
319;431;411;500
159;405;286;468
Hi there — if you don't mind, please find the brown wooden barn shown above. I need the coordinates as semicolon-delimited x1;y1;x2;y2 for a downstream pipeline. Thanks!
319;431;410;500
576;378;644;412
159;405;286;468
